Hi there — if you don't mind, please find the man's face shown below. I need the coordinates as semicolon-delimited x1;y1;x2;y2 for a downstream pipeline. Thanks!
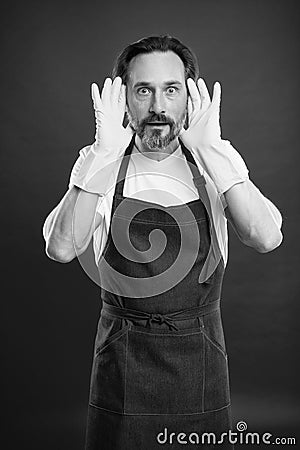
126;51;188;151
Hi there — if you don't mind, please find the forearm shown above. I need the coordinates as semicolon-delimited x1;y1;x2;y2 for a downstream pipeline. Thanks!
224;179;283;252
43;186;101;262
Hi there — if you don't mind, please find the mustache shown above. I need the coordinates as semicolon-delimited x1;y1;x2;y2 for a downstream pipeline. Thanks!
140;113;175;127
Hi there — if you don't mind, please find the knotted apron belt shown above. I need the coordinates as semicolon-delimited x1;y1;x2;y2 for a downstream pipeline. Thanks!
102;299;220;331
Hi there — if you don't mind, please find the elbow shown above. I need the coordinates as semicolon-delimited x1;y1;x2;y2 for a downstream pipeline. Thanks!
257;231;283;253
45;241;76;263
244;229;284;254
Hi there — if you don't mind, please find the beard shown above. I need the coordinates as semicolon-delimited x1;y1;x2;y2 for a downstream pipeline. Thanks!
127;109;187;151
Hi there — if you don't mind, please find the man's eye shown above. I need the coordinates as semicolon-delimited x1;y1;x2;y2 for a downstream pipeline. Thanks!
166;87;178;95
137;88;151;95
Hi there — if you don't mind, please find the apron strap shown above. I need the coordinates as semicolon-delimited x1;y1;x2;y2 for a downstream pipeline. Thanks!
180;139;224;282
109;133;136;223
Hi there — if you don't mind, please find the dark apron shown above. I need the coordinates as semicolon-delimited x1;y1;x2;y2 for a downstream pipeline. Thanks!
84;136;234;449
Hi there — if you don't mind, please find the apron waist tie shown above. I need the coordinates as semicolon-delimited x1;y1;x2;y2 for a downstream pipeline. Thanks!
101;299;220;331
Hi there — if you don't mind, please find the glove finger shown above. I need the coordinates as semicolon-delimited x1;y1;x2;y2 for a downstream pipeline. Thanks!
187;97;193;125
111;76;122;106
118;84;127;113
101;77;112;107
187;96;205;127
197;78;211;112
211;81;221;113
91;83;103;111
112;83;126;124
187;78;201;113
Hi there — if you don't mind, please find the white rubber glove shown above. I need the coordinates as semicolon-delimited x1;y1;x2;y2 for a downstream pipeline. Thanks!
180;78;249;195
69;77;133;194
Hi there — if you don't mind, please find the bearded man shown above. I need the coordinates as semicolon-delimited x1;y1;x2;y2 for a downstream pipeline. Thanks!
42;35;283;450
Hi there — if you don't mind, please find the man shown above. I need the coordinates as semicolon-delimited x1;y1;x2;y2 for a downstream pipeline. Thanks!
42;36;283;449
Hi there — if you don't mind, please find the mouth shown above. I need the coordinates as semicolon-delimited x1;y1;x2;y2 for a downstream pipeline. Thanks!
146;122;169;126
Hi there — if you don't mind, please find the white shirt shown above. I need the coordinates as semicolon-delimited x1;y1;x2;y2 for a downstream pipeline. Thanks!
92;143;229;269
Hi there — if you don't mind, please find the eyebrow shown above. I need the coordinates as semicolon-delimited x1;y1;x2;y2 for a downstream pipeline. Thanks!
133;80;183;88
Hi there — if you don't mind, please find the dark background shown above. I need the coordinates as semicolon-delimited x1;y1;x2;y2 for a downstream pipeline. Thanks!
1;0;299;448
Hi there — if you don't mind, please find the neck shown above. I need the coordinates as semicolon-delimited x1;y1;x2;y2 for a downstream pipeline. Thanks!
134;135;179;161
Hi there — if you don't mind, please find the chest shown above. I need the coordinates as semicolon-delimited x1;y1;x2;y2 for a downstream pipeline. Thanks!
122;154;200;206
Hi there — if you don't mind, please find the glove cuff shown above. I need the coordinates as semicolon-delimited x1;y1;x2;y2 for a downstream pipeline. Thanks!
69;130;134;195
68;142;125;195
191;139;249;194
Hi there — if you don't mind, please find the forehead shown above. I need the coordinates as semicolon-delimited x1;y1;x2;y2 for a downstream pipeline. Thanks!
127;51;186;86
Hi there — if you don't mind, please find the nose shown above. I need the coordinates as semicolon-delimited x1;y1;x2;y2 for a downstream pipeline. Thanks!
149;91;166;115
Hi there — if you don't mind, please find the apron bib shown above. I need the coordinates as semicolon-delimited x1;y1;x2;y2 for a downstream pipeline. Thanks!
85;136;233;449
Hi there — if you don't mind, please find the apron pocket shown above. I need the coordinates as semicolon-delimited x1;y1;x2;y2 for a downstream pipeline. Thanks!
202;330;230;412
124;326;205;415
89;324;130;413
202;328;227;359
94;325;130;357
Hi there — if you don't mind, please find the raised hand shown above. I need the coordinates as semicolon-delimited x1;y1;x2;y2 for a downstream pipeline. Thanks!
181;78;222;148
180;78;249;195
91;77;133;153
68;77;134;195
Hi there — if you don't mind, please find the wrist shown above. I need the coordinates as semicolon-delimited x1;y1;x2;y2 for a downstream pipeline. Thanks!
192;139;249;195
70;144;122;195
